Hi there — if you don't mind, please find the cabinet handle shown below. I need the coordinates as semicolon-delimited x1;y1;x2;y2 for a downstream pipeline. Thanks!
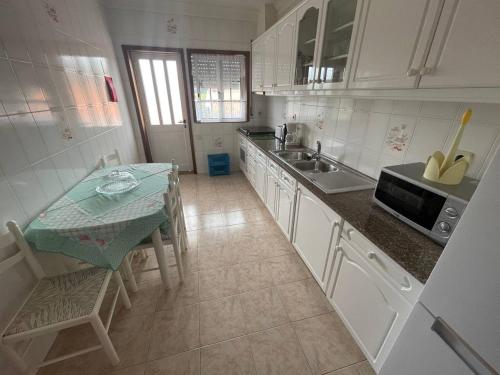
345;228;354;240
420;66;433;76
367;251;376;259
333;221;340;228
367;251;412;291
406;68;419;77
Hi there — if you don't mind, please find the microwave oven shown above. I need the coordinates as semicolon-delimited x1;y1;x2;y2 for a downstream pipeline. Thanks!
373;163;478;245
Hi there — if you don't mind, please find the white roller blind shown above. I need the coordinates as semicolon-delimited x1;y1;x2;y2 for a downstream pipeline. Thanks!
191;53;247;122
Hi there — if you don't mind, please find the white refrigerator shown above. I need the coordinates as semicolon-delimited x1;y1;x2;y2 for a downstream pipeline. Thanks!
380;149;500;375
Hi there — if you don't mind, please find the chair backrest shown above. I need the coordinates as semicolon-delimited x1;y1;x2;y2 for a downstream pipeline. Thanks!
164;173;183;237
99;149;122;169
1;222;45;280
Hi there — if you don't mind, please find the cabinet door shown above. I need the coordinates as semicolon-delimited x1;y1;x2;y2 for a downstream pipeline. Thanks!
419;0;500;88
349;0;442;89
263;29;277;90
293;0;324;89
275;12;297;89
251;39;264;92
255;160;267;202
315;0;361;90
292;184;341;289
276;184;295;239
329;239;411;371
265;172;278;216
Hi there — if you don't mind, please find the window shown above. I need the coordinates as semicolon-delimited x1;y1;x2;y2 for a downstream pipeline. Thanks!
188;50;249;123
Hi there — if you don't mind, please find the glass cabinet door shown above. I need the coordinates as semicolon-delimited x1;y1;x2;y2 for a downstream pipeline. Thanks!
318;0;357;87
294;2;322;87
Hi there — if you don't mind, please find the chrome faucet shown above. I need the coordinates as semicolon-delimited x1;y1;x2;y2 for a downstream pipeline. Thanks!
312;140;321;161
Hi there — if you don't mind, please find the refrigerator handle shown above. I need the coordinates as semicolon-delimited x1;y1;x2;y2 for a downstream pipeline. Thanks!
431;318;498;375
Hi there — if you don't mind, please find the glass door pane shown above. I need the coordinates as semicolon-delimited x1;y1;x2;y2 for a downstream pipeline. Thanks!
294;7;320;86
318;0;357;84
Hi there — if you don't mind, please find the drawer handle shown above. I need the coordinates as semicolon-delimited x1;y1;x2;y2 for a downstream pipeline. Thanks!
283;175;291;183
345;228;354;240
367;251;412;291
333;221;340;228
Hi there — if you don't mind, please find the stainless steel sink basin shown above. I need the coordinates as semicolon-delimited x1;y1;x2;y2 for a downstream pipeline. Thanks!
273;150;313;161
272;147;375;194
293;160;339;173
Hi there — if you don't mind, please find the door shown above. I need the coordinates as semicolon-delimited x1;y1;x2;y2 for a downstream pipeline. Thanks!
275;12;297;89
130;50;193;170
262;29;277;90
276;183;295;239
293;0;324;89
315;0;361;90
330;239;412;371
251;39;265;92
349;0;442;89
292;184;341;289
419;0;500;88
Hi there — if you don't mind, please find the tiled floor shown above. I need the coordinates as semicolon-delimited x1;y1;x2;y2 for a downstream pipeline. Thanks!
39;173;375;375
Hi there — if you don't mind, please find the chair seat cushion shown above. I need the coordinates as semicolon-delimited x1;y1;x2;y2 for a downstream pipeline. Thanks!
3;267;109;337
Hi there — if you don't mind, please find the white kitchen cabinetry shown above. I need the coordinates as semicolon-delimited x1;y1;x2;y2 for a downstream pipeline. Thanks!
419;0;500;88
293;0;324;89
275;12;297;90
251;38;264;92
275;170;297;239
292;183;341;290
254;151;267;202
329;238;412;372
262;29;277;90
349;0;442;89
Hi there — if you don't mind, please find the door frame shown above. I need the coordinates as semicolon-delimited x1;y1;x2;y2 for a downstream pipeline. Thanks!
122;45;197;173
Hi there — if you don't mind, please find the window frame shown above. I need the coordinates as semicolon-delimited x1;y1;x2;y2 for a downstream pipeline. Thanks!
187;49;250;123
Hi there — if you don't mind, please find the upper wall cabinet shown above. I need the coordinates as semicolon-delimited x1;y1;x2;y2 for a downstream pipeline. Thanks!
315;0;361;90
293;0;324;89
275;12;297;89
419;0;500;88
263;29;277;90
251;38;264;92
349;0;442;89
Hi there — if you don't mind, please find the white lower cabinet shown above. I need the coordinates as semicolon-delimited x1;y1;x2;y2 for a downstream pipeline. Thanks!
328;238;413;372
292;184;341;291
254;157;267;202
275;172;296;240
265;170;278;215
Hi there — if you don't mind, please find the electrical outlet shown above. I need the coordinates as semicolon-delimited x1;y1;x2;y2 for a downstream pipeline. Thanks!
456;149;474;164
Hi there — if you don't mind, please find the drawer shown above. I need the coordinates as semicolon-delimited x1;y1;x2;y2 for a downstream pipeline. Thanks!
280;169;296;191
267;158;280;176
342;222;423;304
256;150;267;165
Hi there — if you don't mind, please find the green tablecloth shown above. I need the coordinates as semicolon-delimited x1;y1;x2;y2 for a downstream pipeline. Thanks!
24;163;172;270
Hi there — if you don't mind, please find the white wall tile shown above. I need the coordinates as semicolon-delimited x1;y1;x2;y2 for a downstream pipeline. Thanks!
9;113;49;164
0;59;30;114
32;158;64;203
0;180;26;228
7;167;48;218
0;116;30;175
12;61;49;112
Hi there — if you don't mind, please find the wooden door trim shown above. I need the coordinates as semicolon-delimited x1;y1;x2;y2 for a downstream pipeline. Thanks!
122;45;197;173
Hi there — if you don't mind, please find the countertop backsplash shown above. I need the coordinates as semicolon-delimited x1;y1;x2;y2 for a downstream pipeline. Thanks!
265;96;500;181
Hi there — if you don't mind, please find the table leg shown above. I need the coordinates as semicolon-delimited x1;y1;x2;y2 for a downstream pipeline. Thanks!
113;271;131;309
120;255;138;293
152;228;171;289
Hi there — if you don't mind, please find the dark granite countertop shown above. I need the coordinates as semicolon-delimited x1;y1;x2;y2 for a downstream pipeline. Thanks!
240;130;443;283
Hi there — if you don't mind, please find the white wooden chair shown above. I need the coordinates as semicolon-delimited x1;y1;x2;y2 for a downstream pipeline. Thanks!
170;160;188;253
0;222;132;373
125;172;186;290
98;149;121;169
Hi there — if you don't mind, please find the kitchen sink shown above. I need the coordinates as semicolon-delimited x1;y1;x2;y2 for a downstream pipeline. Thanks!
273;150;313;161
272;147;375;194
293;160;339;173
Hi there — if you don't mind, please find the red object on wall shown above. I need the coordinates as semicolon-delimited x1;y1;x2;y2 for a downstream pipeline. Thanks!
104;76;118;102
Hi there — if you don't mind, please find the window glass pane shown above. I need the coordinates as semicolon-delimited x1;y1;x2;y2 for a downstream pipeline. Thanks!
152;60;172;125
138;59;160;125
190;52;247;123
166;60;184;124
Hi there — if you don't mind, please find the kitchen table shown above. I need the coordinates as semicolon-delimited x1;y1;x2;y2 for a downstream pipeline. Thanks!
24;163;174;290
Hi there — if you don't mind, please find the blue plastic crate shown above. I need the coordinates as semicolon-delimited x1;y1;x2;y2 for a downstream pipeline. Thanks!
207;153;230;176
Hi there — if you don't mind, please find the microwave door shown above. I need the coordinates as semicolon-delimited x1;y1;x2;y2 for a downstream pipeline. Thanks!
375;171;447;231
